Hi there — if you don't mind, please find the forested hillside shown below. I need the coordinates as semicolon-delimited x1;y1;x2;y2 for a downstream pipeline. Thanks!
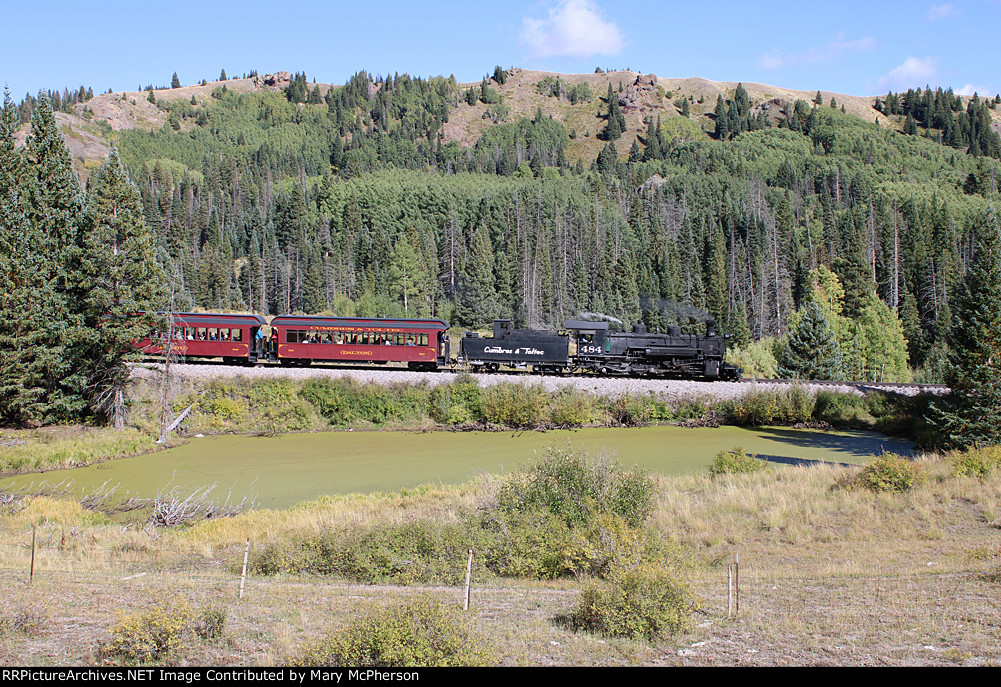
7;68;1001;390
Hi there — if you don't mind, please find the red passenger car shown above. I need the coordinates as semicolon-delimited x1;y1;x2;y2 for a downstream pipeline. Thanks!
268;315;450;370
139;313;269;364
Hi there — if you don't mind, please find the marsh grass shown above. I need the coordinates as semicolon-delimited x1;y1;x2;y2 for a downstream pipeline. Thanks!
0;428;154;474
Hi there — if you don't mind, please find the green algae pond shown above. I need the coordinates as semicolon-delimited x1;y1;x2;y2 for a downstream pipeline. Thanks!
0;426;914;510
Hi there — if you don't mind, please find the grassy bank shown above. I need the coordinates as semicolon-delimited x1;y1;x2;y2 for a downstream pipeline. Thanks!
0;427;156;476
1;444;999;666
130;374;931;438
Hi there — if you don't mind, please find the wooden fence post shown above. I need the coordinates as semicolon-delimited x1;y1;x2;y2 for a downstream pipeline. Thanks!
239;538;250;599
735;552;740;618
29;527;36;586
463;549;473;611
727;563;733;619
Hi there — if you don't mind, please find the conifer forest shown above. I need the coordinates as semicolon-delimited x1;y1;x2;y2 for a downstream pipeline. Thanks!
2;68;1001;425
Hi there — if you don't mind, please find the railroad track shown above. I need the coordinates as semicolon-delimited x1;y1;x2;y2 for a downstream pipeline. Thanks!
741;377;949;394
134;360;950;395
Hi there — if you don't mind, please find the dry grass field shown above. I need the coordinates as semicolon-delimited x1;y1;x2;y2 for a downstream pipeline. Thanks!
1;449;999;667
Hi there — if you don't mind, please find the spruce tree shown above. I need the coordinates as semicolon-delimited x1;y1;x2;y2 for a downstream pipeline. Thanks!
454;223;498;326
171;72;181;89
776;301;844;379
929;206;1001;447
714;95;729;140
25;97;88;421
78;149;167;426
628;139;642;162
0;88;46;422
595;142;617;174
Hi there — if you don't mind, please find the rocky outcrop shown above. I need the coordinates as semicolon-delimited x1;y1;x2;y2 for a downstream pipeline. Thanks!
618;73;658;107
254;72;292;91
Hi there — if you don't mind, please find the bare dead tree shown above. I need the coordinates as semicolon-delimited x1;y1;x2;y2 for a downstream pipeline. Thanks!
157;270;186;445
148;483;256;527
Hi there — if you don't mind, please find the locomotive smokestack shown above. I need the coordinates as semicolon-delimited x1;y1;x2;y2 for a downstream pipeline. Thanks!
706;319;717;337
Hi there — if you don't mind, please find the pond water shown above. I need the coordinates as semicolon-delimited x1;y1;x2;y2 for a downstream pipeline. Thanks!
0;426;913;510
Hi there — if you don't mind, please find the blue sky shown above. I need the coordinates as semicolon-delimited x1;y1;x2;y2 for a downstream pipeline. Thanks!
3;0;999;100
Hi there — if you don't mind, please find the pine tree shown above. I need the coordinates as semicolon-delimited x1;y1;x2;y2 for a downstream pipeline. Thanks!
929;206;1001;447
219;69;227;82
776;301;844;379
171;72;181;89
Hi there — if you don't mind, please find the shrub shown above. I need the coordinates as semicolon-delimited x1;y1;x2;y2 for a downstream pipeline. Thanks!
495;445;655;528
609;393;672;425
548;388;597;427
708;447;768;478
203;396;247;428
302;378;429;426
562;562;697;640
813;391;874;427
103;600;193;663
726;387;815;425
253;520;477;585
673;396;714;423
480;383;548;428
194;606;227;640
294;597;493;667
950;446;1001;480
428;379;483;425
852;453;926;493
0;605;46;638
481;447;662;580
247;379;319;433
479;508;577;579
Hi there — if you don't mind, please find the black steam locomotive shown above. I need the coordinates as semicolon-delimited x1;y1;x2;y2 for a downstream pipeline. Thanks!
459;319;741;380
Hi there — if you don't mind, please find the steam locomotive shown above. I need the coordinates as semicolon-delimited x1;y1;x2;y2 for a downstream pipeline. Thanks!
460;319;741;380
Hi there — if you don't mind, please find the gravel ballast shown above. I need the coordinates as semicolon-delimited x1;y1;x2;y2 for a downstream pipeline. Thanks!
130;362;913;400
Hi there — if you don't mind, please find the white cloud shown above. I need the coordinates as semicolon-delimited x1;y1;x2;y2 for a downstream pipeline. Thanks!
957;83;991;96
874;57;938;92
926;4;958;20
756;32;876;70
520;0;624;59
